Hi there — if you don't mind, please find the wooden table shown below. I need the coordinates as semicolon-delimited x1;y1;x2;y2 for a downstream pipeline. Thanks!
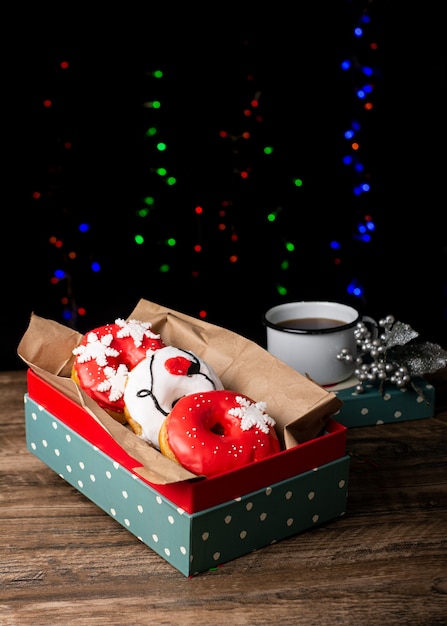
1;369;446;625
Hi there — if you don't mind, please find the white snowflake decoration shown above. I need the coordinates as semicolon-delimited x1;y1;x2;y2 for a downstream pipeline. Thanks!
72;332;119;366
115;318;160;347
96;363;129;401
228;396;276;434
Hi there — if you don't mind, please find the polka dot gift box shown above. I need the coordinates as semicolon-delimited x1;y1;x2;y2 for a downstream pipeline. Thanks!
24;370;349;577
329;375;435;428
19;301;350;576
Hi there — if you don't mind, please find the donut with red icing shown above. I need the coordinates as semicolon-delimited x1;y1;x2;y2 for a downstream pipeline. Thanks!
71;318;165;421
158;390;281;477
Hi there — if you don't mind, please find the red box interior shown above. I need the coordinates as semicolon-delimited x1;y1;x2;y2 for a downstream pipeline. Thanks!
27;368;347;513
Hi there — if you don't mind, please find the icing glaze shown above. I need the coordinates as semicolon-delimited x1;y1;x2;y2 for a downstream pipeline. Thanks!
159;390;281;477
123;345;224;447
72;318;165;417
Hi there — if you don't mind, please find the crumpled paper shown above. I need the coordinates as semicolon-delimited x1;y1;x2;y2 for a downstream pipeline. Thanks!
17;298;343;484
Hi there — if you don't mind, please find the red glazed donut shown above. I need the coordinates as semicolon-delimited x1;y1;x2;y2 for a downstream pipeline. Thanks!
159;390;281;477
71;318;165;421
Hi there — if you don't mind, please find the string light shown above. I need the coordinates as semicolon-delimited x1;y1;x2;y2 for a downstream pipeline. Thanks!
38;4;381;330
337;1;380;300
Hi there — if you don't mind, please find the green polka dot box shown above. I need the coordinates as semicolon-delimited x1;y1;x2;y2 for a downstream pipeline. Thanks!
329;375;435;428
24;368;350;577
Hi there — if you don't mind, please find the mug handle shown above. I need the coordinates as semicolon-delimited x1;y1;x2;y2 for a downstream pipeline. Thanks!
361;315;379;342
336;315;378;365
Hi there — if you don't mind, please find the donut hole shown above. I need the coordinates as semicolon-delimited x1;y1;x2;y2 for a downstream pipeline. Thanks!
210;421;225;437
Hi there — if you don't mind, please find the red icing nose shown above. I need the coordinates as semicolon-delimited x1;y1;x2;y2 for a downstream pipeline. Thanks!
164;356;194;376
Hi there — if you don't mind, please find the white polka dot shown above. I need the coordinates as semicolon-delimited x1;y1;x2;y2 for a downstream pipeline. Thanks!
124;519;130;527
394;411;402;418
180;546;187;555
113;462;119;469
361;408;368;415
79;462;85;470
260;512;267;521
42;440;48;447
152;534;159;542
312;514;320;523
240;530;247;539
54;449;60;456
156;496;162;504
77;480;83;488
122;490;128;499
308;491;315;500
66;465;72;473
202;532;209;541
32;412;37;421
164;548;171;556
339;479;346;488
246;502;253;511
110;508;116;516
384;393;391;401
285;491;292;500
234;497;242;502
376;419;384;424
168;516;174;524
89;474;96;482
286;518;294;526
224;515;232;524
30;442;36;450
176;507;185;515
52;421;58;429
213;552;220;561
265;487;272;496
137;505;143;513
106;471;112;479
416;396;424;404
65;434;71;442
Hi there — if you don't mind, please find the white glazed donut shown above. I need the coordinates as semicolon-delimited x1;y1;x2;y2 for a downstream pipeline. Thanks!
123;345;224;447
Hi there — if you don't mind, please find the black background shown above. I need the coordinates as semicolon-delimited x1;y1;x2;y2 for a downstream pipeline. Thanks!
4;3;446;370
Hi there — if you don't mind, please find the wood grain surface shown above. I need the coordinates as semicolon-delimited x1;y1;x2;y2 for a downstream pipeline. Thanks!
1;369;446;626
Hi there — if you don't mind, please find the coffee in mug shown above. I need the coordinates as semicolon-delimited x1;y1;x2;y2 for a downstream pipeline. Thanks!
264;301;376;386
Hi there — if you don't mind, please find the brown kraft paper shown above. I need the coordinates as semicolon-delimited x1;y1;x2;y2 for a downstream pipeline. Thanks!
17;298;343;484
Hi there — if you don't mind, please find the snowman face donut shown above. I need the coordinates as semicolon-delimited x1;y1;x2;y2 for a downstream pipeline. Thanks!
123;345;224;448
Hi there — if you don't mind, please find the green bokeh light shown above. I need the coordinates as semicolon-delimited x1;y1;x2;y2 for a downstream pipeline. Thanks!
276;284;288;296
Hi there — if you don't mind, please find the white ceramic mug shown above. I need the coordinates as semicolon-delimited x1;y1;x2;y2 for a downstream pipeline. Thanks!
264;301;377;386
